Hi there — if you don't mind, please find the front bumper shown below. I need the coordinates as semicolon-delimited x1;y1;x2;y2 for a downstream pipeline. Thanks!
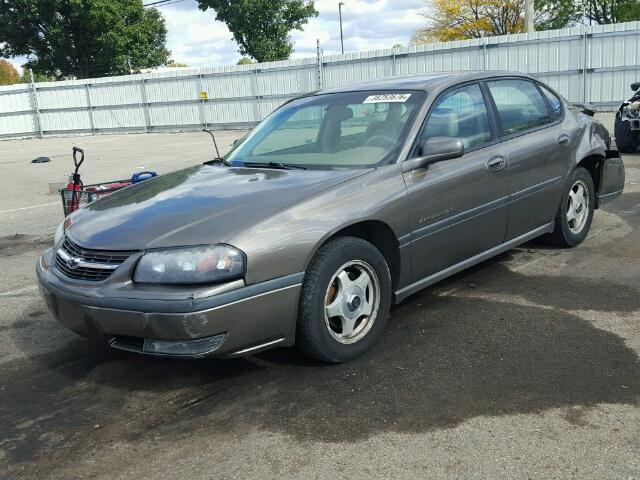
37;248;302;358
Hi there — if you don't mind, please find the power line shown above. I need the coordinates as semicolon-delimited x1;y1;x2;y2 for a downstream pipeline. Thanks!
143;0;187;7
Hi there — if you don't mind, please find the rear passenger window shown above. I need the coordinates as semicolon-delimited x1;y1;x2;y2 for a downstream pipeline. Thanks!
539;85;563;121
487;79;551;136
420;84;492;151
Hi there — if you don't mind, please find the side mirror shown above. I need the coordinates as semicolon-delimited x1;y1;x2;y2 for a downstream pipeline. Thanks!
402;137;464;173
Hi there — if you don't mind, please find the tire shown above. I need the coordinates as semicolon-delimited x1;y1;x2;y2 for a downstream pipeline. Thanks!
544;167;595;248
614;116;639;153
296;236;392;363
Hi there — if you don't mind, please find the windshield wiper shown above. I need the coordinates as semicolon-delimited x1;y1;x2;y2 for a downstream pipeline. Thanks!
244;161;307;170
203;157;232;167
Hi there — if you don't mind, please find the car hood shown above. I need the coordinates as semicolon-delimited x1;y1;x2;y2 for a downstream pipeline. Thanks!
66;164;370;251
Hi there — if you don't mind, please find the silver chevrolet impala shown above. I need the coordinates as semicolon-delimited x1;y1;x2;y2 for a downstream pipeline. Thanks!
37;71;625;363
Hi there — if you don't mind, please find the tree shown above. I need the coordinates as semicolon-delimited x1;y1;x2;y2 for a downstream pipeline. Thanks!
20;69;53;84
197;0;318;62
0;59;20;85
617;0;640;22
237;57;254;65
413;0;526;43
536;0;640;29
0;0;170;80
166;61;189;67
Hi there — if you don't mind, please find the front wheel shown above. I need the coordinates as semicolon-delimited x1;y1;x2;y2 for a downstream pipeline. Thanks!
296;236;391;363
544;167;595;248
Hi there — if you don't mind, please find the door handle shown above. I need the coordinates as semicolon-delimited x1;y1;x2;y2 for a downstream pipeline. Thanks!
557;134;571;147
486;155;506;172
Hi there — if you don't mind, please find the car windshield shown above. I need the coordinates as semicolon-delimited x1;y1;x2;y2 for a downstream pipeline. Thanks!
226;90;426;169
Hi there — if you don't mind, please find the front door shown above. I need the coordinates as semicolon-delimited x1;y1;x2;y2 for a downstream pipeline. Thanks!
403;83;509;282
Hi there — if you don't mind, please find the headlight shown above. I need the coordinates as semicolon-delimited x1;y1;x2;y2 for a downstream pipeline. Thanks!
134;245;245;285
54;222;65;247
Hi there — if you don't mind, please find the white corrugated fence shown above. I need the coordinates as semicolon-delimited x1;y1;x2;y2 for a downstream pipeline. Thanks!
1;21;639;139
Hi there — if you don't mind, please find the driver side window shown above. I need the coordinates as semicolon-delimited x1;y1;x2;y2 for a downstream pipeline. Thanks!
420;84;492;153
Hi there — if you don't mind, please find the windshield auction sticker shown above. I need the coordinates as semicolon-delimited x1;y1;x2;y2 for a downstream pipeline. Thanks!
363;93;412;104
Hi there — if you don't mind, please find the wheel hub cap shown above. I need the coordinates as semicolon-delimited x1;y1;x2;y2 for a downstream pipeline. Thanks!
346;294;362;314
566;179;589;235
324;260;381;345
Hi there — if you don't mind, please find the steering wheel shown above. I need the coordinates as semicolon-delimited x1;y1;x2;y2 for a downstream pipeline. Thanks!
364;135;396;149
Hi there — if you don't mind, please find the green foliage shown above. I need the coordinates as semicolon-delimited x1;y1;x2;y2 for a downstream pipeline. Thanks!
237;57;254;65
0;59;20;85
413;0;526;43
415;0;640;43
197;0;318;62
535;0;640;29
20;69;54;83
0;0;170;80
166;61;189;67
617;1;640;22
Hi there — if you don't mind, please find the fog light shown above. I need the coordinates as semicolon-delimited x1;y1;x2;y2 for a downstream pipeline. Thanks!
142;334;226;357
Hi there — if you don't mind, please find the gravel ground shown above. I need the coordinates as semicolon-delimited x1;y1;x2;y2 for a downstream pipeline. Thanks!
0;114;639;480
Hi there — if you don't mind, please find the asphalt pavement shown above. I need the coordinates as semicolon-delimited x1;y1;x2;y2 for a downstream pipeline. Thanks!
0;117;638;479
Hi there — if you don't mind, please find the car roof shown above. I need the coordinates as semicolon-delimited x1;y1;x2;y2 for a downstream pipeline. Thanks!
316;71;534;95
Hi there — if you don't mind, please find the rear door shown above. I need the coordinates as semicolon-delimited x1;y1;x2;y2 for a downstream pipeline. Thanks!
404;82;509;282
485;78;566;239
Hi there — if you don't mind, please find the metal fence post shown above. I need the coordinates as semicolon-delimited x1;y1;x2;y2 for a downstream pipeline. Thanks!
482;35;488;70
316;39;323;89
139;79;150;133
392;49;396;76
85;83;96;133
29;69;44;138
582;25;589;103
197;73;208;128
254;66;262;121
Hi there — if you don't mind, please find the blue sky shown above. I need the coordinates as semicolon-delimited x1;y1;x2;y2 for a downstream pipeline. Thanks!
8;0;425;74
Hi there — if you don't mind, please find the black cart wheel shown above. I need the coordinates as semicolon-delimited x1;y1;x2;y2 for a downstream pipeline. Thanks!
544;167;595;248
296;236;391;363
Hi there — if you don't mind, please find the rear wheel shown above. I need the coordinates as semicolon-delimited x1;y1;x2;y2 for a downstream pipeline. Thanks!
614;116;639;153
544;167;595;248
296;236;391;363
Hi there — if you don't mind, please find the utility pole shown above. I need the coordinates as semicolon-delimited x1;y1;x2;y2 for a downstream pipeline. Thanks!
338;2;345;54
524;0;534;33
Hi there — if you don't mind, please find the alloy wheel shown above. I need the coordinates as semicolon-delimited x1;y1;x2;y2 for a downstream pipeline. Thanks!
324;260;380;345
566;179;590;235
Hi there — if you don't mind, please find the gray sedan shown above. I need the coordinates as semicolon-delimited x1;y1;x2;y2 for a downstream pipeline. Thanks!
37;71;625;363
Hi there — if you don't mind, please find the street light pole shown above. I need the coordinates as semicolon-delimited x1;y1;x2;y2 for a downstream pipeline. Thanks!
339;2;345;54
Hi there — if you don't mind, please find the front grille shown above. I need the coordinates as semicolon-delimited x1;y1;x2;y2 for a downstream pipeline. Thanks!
54;238;136;281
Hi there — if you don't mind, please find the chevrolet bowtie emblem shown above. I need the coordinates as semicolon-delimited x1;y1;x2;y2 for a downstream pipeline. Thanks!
66;257;80;269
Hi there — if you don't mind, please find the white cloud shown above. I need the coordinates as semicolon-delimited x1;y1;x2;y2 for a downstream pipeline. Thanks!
159;0;425;66
160;1;238;65
3;0;427;75
6;57;26;75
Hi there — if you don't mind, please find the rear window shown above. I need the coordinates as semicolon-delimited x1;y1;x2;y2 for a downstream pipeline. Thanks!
487;79;552;136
